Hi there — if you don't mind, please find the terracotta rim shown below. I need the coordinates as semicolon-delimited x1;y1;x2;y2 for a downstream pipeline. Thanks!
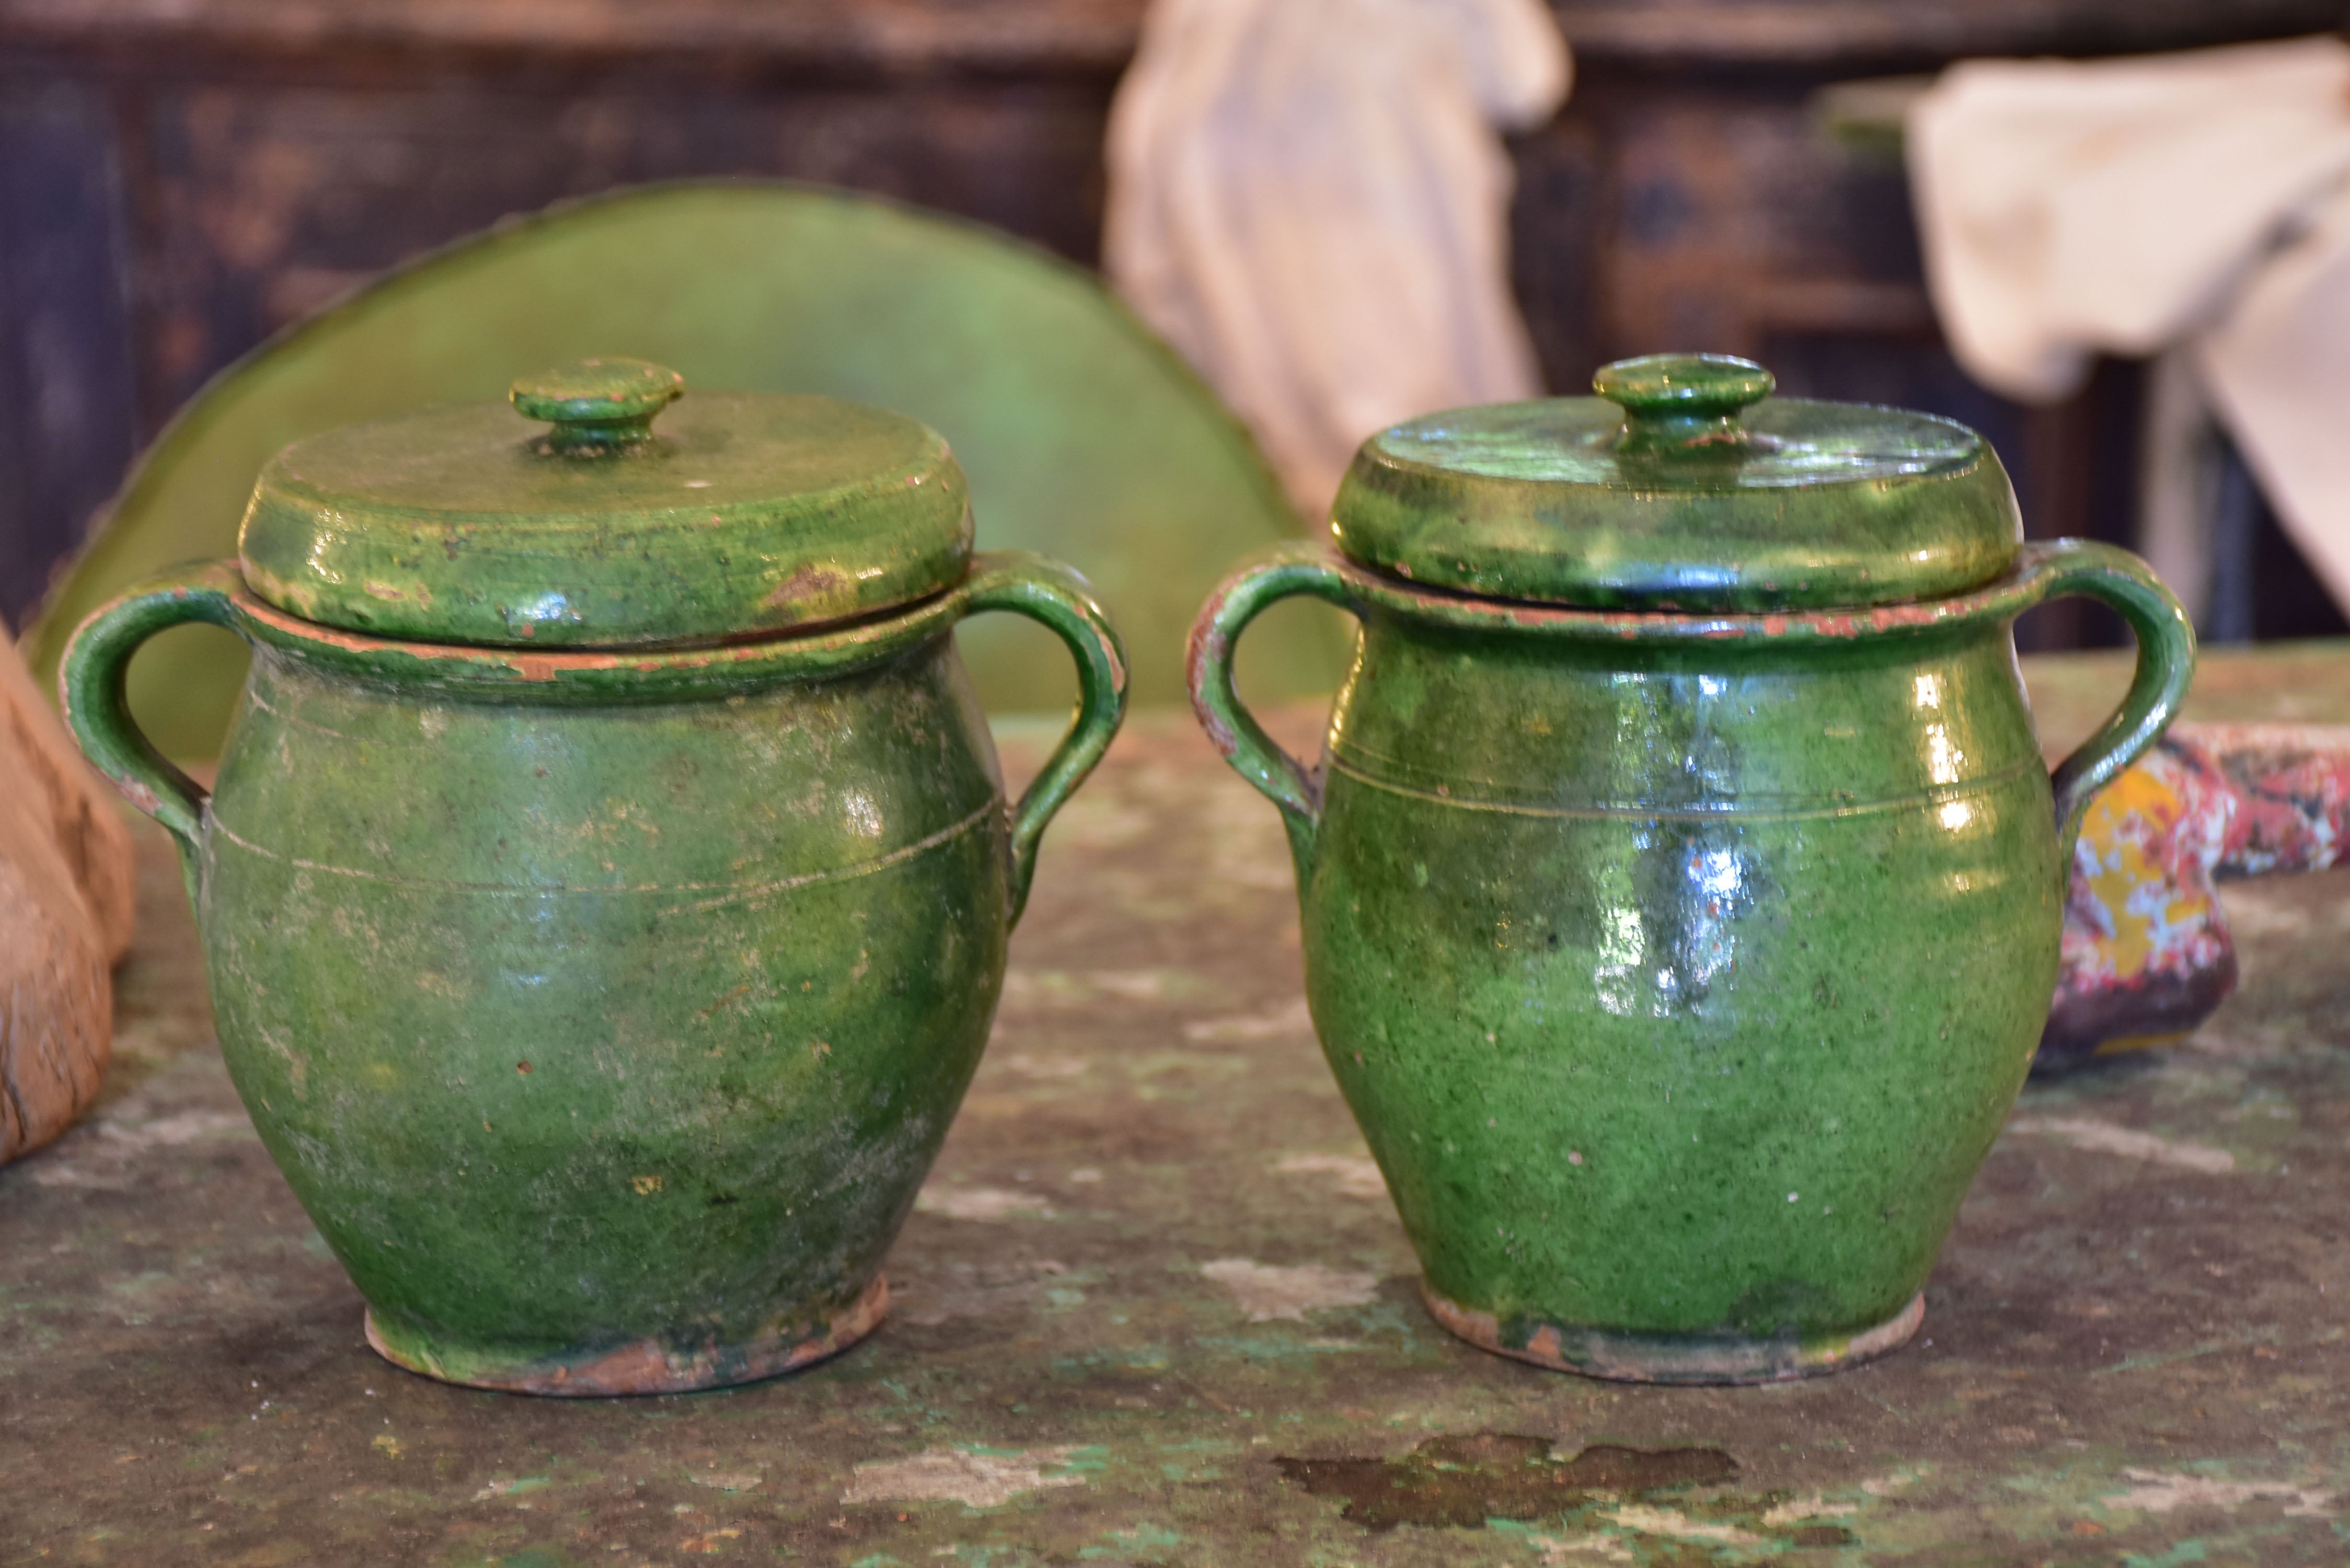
363;1275;888;1397
1327;538;2094;643
1421;1282;1924;1386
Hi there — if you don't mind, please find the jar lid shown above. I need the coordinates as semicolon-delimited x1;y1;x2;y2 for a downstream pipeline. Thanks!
1329;354;2020;611
238;358;971;646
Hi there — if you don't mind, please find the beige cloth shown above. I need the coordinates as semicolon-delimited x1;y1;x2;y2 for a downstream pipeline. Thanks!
1908;36;2350;611
1105;0;1569;521
1;630;134;1162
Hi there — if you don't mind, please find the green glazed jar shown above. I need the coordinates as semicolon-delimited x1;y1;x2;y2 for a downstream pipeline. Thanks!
62;359;1127;1394
1189;355;2193;1383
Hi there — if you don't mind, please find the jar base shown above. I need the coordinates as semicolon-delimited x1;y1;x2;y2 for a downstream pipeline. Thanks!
1421;1281;1923;1386
363;1275;889;1397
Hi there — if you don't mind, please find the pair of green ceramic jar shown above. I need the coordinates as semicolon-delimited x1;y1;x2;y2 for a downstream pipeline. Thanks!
61;354;2191;1394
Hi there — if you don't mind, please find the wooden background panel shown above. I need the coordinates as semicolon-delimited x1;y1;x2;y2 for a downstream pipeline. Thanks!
4;0;2345;639
125;78;1116;429
0;76;139;625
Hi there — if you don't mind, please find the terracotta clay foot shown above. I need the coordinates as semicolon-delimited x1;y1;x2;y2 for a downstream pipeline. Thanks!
363;1274;889;1396
1420;1282;1925;1386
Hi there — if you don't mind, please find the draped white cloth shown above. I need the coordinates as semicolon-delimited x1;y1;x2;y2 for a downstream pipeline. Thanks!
1908;36;2350;611
1105;0;1570;520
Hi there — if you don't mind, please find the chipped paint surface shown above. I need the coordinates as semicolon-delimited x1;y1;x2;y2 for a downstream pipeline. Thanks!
1274;1152;1389;1199
1759;1493;1853;1526
1273;1435;1739;1532
1530;1531;1634;1563
1184;997;1313;1042
1201;1259;1379;1321
841;1446;1087;1508
1598;1504;1763;1546
915;1184;1054;1221
7;691;2350;1565
2104;1468;2333;1516
2006;1116;2236;1173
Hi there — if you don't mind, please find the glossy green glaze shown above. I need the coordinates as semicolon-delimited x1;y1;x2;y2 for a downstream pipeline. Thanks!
240;362;971;647
61;550;1125;1394
1333;354;2020;611
1190;538;2193;1382
509;355;686;444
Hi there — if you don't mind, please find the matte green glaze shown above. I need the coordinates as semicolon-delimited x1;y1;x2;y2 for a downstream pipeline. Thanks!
240;362;971;647
60;549;1125;1394
1332;354;2020;611
1190;537;2193;1382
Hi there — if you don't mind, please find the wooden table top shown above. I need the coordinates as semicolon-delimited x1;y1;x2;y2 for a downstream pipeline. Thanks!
6;643;2349;1566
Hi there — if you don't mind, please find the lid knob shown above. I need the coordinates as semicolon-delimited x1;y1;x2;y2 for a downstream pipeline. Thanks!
511;358;685;453
1594;353;1774;454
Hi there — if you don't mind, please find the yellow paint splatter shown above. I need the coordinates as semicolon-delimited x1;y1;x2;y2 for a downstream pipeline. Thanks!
2077;767;2210;981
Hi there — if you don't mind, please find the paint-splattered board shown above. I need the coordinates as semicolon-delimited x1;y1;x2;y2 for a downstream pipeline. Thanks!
7;645;2350;1566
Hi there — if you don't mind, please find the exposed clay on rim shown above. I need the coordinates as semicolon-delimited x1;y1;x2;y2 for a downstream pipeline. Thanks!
1421;1282;1923;1386
364;1275;888;1397
1183;619;1240;760
232;588;936;681
1338;539;2085;642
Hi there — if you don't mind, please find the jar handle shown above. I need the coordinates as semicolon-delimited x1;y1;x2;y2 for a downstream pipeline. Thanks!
2017;539;2198;858
958;551;1130;925
1185;541;1362;881
57;560;250;885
